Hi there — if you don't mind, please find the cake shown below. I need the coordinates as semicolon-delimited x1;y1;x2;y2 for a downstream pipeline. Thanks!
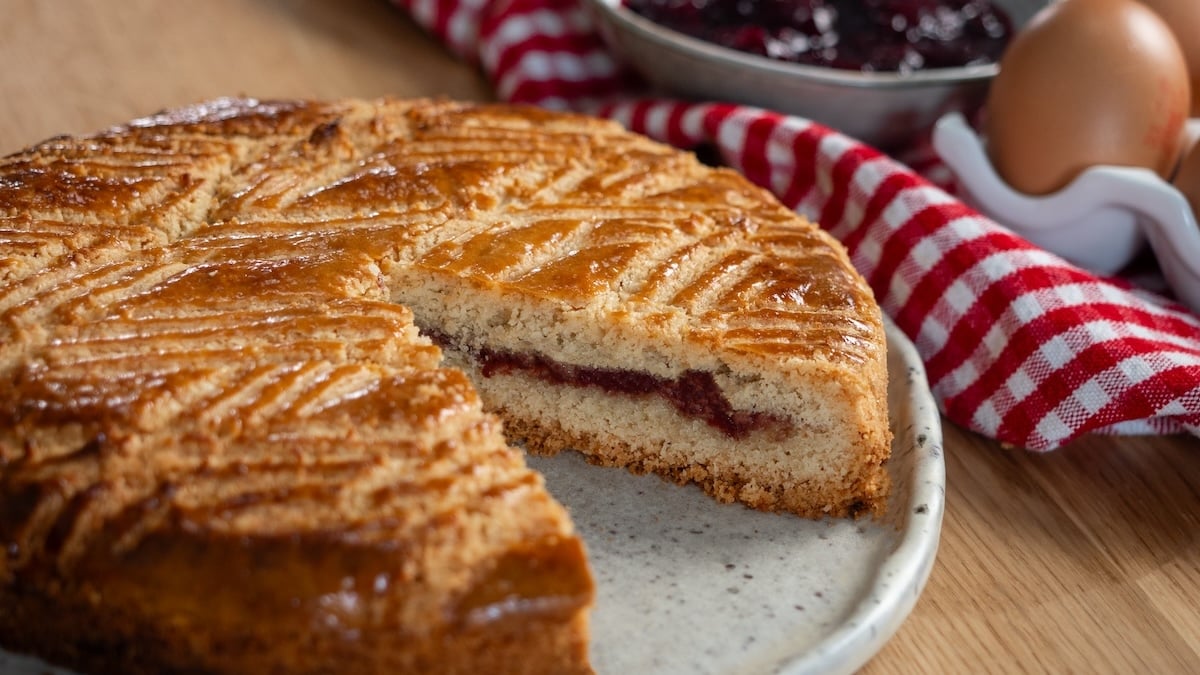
0;97;891;674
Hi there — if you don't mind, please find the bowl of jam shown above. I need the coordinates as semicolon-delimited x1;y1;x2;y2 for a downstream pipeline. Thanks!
585;0;1048;149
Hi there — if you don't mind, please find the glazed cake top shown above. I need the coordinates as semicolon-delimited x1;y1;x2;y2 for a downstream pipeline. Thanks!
0;96;886;572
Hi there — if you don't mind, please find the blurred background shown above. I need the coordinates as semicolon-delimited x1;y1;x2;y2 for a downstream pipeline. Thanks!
0;0;490;150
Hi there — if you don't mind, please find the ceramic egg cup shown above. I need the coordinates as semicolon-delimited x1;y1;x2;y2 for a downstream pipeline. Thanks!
933;112;1200;314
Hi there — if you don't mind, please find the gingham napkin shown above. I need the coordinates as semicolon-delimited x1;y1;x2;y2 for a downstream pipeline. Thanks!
393;0;1200;450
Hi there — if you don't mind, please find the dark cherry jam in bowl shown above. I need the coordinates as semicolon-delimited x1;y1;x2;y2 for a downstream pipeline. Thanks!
623;0;1015;74
584;0;1044;148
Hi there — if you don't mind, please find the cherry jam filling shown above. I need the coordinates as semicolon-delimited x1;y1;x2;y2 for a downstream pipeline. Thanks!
624;0;1014;73
423;330;787;439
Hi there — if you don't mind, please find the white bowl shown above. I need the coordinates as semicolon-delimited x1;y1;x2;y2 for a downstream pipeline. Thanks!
583;0;1049;149
933;112;1200;313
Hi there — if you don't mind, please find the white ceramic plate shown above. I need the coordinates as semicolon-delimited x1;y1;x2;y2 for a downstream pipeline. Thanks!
0;321;944;675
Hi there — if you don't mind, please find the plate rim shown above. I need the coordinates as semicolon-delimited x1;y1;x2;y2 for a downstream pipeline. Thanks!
781;317;946;675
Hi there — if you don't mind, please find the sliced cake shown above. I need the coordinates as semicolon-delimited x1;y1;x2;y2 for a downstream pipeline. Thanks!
0;97;890;674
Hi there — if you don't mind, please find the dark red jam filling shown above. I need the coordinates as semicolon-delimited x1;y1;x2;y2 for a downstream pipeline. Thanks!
623;0;1014;73
422;329;787;439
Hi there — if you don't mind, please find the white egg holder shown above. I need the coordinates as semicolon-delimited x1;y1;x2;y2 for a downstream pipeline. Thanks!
932;112;1200;314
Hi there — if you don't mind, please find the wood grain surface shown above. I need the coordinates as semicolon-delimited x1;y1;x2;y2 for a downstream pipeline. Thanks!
1;1;1197;673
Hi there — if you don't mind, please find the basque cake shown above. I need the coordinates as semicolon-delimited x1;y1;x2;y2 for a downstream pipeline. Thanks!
0;97;891;674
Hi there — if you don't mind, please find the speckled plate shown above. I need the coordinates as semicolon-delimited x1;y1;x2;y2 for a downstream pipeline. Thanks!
0;321;943;675
531;319;945;675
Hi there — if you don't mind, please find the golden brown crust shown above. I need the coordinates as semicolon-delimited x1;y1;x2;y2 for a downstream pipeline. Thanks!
1;98;599;674
0;584;591;675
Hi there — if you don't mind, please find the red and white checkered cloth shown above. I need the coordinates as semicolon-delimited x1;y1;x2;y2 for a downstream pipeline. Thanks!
393;0;1200;450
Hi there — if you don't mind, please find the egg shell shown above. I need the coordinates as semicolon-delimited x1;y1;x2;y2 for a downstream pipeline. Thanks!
985;0;1191;196
1138;0;1200;115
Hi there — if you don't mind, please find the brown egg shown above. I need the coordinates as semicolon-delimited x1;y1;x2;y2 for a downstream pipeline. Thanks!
1138;0;1200;115
985;0;1191;195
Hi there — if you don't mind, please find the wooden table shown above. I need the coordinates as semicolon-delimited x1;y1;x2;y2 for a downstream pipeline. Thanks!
2;1;1197;672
